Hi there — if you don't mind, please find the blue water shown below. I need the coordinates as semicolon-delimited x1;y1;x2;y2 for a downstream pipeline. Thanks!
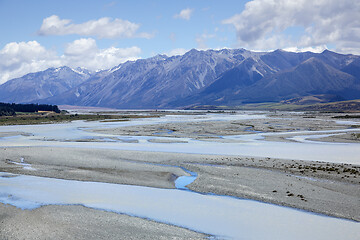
174;167;197;190
1;172;359;240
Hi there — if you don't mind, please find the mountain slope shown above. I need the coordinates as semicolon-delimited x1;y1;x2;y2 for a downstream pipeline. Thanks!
44;49;249;108
0;67;91;103
224;57;358;104
179;55;360;107
170;56;276;106
259;49;316;71
341;58;360;82
1;48;360;109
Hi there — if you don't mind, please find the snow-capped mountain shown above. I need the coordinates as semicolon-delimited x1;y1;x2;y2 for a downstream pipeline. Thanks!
44;48;249;108
0;66;92;104
1;48;360;108
172;50;360;107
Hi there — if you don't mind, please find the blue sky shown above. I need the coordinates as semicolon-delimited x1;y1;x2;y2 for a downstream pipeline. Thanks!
0;0;359;83
0;0;244;56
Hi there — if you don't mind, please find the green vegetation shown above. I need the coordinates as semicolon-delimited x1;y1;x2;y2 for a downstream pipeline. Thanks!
0;102;60;116
0;105;15;116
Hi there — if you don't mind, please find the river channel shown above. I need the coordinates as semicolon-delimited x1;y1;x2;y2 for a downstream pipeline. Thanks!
0;112;359;239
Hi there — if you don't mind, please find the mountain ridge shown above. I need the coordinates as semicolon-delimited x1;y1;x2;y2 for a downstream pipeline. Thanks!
0;66;91;104
1;48;359;109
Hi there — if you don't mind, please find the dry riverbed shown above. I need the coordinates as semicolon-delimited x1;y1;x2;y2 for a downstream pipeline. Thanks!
1;146;359;223
1;111;360;239
0;204;207;240
93;111;360;143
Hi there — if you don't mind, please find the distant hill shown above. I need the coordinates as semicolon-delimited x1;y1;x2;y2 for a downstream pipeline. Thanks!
300;99;360;112
280;94;344;105
187;99;360;112
0;48;359;109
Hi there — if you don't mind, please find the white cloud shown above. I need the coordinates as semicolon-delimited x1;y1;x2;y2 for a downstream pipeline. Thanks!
64;38;97;56
0;39;141;84
62;38;141;70
223;0;360;54
0;41;61;84
283;45;327;53
174;8;194;20
38;15;152;39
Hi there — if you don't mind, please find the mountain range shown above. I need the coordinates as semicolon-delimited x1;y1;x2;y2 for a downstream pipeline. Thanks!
1;48;359;109
0;67;91;104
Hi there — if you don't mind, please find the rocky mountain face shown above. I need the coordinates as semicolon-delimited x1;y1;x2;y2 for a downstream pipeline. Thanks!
0;67;91;104
1;48;360;108
172;50;360;107
44;49;247;108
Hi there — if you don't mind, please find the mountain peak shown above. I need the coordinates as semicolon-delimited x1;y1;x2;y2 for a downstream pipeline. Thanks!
274;49;287;53
150;54;168;61
187;48;200;54
49;66;69;72
321;49;341;56
1;48;359;108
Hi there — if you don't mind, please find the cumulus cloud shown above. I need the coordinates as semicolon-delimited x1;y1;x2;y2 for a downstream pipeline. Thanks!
283;45;328;53
0;41;61;84
223;0;360;54
38;15;152;39
62;38;141;70
174;8;194;20
0;39;141;84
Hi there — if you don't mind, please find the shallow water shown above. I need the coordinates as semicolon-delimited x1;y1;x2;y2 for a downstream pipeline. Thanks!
1;112;360;239
1;113;360;164
174;168;197;190
1;117;360;164
0;172;359;240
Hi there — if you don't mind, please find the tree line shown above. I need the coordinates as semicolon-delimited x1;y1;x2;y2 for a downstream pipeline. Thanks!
0;102;60;116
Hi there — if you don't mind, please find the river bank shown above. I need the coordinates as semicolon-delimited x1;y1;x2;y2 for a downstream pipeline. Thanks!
0;111;359;239
0;204;207;239
1;146;359;222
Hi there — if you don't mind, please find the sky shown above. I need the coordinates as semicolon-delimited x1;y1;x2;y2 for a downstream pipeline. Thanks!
0;0;359;84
